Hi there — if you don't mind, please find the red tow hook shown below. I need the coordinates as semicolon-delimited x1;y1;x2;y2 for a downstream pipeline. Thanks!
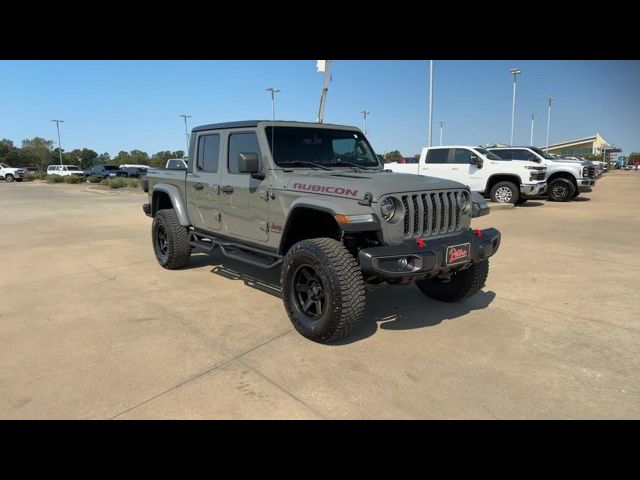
416;238;426;248
474;229;483;238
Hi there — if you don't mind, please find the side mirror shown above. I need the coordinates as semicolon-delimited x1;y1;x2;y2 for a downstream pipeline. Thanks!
469;155;483;168
529;156;541;163
238;152;264;179
238;152;259;174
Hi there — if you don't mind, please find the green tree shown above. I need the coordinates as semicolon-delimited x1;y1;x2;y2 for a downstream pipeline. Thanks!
112;151;132;166
21;137;55;171
150;150;175;167
384;150;403;161
96;152;111;164
0;139;21;166
129;149;150;165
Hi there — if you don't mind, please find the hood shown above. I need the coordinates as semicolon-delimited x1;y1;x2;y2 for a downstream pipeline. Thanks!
281;169;466;202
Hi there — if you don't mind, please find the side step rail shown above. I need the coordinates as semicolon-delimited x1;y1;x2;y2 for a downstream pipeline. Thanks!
189;231;283;269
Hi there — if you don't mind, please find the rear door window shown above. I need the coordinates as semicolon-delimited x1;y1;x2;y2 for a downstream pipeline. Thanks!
426;148;450;164
197;134;221;173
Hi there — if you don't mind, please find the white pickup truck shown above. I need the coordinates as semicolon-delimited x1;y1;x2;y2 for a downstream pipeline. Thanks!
0;164;27;182
386;146;546;204
487;146;596;201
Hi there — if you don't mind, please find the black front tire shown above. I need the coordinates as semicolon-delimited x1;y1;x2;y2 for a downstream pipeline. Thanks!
5;174;14;183
489;181;519;204
281;238;365;343
547;178;576;202
572;190;580;199
416;260;489;302
152;208;191;269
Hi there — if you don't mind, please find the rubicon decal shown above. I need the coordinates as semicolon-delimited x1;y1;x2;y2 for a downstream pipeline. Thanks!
446;243;470;264
292;182;358;198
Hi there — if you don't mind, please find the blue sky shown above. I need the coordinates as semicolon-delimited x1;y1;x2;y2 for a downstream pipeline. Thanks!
1;60;638;157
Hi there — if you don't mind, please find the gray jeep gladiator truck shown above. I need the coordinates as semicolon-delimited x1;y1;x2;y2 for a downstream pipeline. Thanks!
143;121;501;342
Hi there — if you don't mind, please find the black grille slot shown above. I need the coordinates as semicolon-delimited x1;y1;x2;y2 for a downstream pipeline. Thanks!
402;196;410;236
412;196;420;236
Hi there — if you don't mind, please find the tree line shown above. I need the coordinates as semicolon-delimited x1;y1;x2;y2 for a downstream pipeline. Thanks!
0;137;184;171
0;136;418;171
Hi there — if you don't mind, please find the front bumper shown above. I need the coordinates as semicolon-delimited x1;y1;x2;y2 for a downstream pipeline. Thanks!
578;178;596;192
358;228;501;282
520;182;546;197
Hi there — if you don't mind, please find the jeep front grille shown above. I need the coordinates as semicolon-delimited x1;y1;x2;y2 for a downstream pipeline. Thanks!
397;190;468;239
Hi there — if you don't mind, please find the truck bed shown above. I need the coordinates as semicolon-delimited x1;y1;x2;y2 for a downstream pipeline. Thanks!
146;168;188;192
385;162;421;175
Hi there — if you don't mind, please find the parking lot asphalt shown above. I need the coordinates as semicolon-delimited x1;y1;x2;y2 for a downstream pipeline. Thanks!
1;173;639;419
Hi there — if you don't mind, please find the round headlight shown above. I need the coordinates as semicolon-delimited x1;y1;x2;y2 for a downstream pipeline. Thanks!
381;197;397;222
458;191;472;215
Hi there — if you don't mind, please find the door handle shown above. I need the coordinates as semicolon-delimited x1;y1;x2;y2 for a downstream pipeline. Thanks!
193;183;204;190
221;185;234;194
452;167;460;171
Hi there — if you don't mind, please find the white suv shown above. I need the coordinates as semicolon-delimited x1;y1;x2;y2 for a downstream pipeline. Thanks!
0;164;27;182
47;165;85;177
386;146;546;204
487;147;596;201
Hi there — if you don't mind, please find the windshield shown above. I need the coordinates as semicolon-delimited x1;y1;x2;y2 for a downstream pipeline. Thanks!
265;127;380;168
529;147;556;160
67;166;81;171
476;148;502;161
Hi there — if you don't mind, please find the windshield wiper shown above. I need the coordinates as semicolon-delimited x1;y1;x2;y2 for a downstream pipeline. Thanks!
278;161;332;171
326;159;379;171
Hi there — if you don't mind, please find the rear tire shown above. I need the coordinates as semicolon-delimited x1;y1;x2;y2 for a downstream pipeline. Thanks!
281;238;365;343
152;208;191;269
548;178;575;202
490;181;519;204
416;260;489;302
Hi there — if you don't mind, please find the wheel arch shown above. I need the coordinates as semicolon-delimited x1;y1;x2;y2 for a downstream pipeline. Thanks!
279;205;342;255
486;174;522;192
151;183;190;226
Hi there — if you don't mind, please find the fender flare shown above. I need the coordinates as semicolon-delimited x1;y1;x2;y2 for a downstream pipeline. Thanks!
152;183;190;226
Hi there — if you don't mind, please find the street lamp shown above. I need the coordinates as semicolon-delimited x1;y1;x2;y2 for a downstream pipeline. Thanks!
510;67;521;145
51;119;64;166
546;96;554;152
530;114;535;146
179;114;191;154
439;121;445;146
361;110;370;135
428;60;434;147
266;87;280;122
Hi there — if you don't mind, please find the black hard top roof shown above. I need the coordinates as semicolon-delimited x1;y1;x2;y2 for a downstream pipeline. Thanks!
192;120;358;133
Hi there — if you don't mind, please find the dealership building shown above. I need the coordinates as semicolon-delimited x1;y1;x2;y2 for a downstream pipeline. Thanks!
546;133;620;159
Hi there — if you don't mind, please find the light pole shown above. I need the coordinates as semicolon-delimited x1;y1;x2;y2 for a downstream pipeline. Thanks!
510;67;521;145
546;96;554;152
361;110;370;135
428;60;434;147
179;114;191;153
530;114;535;146
51;119;64;166
266;87;280;122
439;121;445;146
